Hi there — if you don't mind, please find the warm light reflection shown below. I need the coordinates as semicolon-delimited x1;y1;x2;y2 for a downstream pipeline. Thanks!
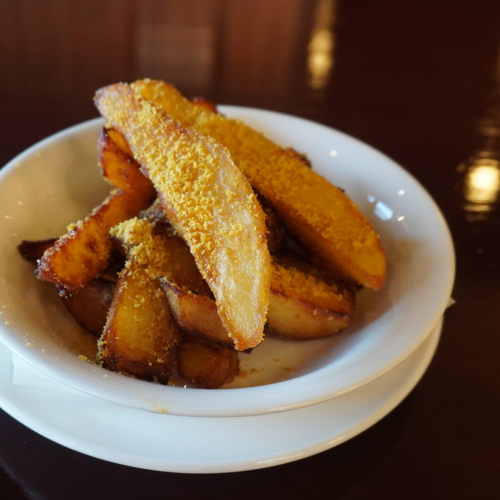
464;159;500;208
308;0;336;91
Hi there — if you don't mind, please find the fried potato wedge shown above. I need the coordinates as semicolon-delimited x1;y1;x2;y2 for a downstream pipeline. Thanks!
266;253;355;340
36;188;155;291
132;79;385;290
18;239;116;337
160;278;233;349
18;238;57;263
146;226;212;297
112;216;212;297
106;127;134;157
161;242;354;343
62;277;115;337
98;261;180;384
95;83;271;350
98;127;156;195
176;336;239;389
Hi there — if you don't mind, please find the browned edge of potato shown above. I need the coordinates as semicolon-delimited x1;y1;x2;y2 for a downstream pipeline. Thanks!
159;278;234;349
176;336;239;389
36;188;155;292
36;127;156;292
18;238;57;263
98;261;181;384
99;127;156;194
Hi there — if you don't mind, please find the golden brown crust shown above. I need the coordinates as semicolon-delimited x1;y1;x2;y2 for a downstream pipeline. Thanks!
95;83;271;350
132;79;386;290
98;262;180;384
98;127;156;195
176;336;239;389
160;278;234;349
36;188;154;291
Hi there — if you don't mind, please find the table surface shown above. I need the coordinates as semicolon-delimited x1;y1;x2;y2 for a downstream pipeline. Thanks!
0;1;499;498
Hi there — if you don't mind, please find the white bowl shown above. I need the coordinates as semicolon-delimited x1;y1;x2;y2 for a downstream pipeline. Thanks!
0;108;455;417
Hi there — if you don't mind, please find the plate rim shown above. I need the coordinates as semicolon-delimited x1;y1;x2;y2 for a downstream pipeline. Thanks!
0;319;442;473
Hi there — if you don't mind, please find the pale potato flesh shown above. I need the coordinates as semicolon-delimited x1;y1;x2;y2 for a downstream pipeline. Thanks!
266;254;355;339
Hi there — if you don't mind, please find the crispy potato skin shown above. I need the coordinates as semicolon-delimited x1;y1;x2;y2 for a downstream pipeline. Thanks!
150;231;212;298
36;127;156;292
99;127;156;194
36;188;155;291
62;278;115;337
176;336;239;389
106;127;134;157
18;238;57;263
98;262;181;384
95;83;271;350
160;278;233;349
132;79;386;290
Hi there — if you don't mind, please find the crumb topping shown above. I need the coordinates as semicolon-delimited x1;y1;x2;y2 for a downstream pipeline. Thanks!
132;79;385;287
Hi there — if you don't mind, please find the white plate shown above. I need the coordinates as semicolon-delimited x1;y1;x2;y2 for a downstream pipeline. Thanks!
0;318;442;473
0;109;454;417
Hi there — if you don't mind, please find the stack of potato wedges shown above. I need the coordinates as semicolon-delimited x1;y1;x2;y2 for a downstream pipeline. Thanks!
19;80;386;389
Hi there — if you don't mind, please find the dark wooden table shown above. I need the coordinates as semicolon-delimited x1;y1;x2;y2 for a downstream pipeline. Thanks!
1;1;499;498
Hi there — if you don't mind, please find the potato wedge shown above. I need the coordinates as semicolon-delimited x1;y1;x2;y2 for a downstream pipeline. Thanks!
106;127;134;157
266;253;355;340
98;261;180;384
176;336;239;389
111;216;212;296
95;83;271;350
161;246;354;343
36;188;155;291
18;239;117;336
98;127;155;195
132;79;385;290
160;278;233;348
62;277;115;337
18;238;57;263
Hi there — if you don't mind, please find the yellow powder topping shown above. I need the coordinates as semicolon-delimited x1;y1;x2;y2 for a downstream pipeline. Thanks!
133;80;379;252
271;257;348;308
111;217;171;279
96;83;271;349
132;80;386;290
